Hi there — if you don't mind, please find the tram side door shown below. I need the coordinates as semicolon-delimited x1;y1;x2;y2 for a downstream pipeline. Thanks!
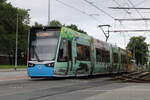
69;39;78;76
66;40;74;75
56;39;69;75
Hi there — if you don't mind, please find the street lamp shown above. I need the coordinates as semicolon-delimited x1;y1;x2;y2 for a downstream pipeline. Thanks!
48;0;50;25
15;9;30;71
15;13;19;71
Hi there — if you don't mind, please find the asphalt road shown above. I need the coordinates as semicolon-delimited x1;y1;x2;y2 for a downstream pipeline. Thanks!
0;75;149;100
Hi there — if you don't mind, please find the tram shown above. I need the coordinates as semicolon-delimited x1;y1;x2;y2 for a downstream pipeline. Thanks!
27;26;128;78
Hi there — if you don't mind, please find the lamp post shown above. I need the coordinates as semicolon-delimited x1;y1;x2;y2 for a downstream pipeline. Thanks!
15;13;19;71
14;9;30;70
48;0;50;25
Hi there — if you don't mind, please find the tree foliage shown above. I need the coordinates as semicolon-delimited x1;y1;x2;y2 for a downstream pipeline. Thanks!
32;22;43;28
0;1;29;35
49;20;87;34
0;0;6;3
0;0;30;64
127;36;149;65
66;24;87;34
50;20;62;27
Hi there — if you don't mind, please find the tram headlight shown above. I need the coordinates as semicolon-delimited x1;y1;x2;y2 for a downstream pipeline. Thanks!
28;63;35;67
45;63;54;67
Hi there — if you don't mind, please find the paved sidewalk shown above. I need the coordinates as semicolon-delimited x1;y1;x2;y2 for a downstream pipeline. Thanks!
0;68;26;72
0;69;29;81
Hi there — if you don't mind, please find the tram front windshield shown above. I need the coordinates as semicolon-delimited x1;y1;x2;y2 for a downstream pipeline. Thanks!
29;30;59;61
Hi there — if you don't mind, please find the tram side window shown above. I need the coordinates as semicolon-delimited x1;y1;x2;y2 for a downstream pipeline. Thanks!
67;41;72;60
121;55;125;64
121;55;127;64
58;39;67;62
113;53;118;63
125;56;127;64
96;49;110;63
77;44;90;61
96;48;102;62
101;50;106;62
105;50;110;63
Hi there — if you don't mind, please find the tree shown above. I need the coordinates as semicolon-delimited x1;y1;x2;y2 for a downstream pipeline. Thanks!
32;22;43;28
66;24;87;34
127;36;149;65
0;1;30;35
49;20;62;27
0;0;30;65
49;20;87;34
0;0;6;3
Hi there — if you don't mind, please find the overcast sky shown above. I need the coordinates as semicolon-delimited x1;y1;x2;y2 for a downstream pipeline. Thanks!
7;0;150;48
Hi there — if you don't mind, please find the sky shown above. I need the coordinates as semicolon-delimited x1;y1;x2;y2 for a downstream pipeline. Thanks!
7;0;150;49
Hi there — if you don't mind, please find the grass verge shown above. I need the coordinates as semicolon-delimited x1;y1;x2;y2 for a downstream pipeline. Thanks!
0;65;27;69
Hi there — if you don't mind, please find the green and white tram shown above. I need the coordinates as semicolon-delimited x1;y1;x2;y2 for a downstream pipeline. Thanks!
27;26;128;78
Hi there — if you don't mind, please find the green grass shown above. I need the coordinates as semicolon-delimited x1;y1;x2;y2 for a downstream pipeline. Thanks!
0;65;27;69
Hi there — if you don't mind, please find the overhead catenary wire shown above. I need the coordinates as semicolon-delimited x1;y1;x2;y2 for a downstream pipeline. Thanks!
113;0;149;40
84;0;131;44
112;0;149;39
127;0;144;18
109;7;150;10
119;21;128;47
56;0;148;40
144;20;150;38
112;0;130;14
127;0;149;39
55;0;113;42
115;18;150;21
55;0;105;24
83;0;116;42
120;0;145;37
110;0;148;35
111;0;132;38
111;0;131;47
135;0;147;6
110;29;150;32
111;0;134;20
83;0;143;38
84;0;115;19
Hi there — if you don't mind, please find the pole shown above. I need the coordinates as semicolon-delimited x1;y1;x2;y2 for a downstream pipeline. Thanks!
48;0;50;25
15;13;19;71
27;30;30;66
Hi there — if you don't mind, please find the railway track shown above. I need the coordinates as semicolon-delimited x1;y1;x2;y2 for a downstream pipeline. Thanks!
116;71;150;83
